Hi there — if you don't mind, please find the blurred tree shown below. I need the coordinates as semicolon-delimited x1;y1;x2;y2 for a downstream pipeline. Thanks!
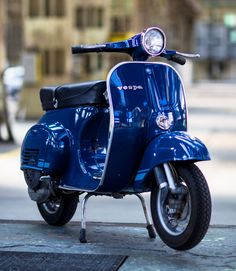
0;0;15;142
0;0;6;71
0;71;14;142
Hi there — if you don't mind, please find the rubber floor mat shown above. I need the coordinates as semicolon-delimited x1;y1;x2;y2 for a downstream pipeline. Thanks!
0;251;127;271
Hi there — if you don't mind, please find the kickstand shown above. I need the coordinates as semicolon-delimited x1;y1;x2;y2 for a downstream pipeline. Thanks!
79;192;156;243
79;193;93;243
135;193;156;239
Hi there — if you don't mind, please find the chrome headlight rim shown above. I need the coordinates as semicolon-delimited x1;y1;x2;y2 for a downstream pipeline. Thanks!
141;26;166;57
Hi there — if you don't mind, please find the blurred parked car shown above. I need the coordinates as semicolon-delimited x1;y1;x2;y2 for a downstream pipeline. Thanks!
3;66;25;96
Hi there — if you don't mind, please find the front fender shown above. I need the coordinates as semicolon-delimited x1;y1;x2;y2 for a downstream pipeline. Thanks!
134;132;210;190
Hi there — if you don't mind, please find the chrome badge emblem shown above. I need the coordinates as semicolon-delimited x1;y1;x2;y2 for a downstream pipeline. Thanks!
156;113;172;130
117;85;144;91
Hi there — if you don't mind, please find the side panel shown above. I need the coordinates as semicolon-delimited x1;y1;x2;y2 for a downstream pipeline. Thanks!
25;107;109;192
46;107;109;192
134;131;210;191
21;122;71;175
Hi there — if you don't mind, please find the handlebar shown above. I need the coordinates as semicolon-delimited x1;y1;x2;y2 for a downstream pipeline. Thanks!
72;40;133;55
72;43;200;66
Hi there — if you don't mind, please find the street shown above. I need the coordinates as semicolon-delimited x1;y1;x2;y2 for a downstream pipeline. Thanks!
0;82;236;225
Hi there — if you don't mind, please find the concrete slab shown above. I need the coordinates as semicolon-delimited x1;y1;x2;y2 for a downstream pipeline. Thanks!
0;220;235;270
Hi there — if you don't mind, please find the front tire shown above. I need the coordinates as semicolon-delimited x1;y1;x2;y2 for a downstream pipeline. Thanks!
37;194;79;226
151;163;211;250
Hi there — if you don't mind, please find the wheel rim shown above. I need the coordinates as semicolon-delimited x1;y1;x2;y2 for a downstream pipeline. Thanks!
42;200;61;214
157;182;191;236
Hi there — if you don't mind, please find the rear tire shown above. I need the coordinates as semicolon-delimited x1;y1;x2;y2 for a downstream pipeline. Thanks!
151;163;211;250
37;194;78;226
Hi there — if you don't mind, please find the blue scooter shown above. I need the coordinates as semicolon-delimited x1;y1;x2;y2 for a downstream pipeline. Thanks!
21;27;211;250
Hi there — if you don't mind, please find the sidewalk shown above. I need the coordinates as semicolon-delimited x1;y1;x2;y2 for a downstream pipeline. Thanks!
0;220;235;270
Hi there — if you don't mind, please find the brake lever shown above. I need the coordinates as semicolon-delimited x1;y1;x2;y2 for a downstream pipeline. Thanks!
176;52;200;58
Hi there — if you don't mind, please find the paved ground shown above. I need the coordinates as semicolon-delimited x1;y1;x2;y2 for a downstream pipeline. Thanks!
0;220;235;271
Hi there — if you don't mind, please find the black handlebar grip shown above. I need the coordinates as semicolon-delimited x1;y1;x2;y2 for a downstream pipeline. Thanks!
71;45;95;54
71;45;106;54
71;46;84;54
170;54;186;65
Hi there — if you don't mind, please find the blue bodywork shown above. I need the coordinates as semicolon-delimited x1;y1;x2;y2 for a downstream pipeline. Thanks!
21;62;210;193
134;131;210;191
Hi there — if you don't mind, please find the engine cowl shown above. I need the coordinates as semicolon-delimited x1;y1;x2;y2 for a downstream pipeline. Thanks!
21;122;72;176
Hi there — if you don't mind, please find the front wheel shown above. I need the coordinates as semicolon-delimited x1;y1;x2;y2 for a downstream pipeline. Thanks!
151;163;211;250
37;194;79;226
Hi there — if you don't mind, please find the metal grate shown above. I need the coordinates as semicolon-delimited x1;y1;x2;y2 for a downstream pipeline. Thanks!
0;251;127;271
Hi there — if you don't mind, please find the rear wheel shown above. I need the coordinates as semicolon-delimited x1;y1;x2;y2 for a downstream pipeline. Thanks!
151;163;211;250
37;194;79;226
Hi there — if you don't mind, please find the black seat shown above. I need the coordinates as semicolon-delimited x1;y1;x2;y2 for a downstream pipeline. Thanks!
40;80;108;110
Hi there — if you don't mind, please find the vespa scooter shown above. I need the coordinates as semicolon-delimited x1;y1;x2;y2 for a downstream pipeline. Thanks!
21;26;211;250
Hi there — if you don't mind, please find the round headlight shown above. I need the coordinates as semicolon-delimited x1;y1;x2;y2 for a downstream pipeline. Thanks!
142;27;166;56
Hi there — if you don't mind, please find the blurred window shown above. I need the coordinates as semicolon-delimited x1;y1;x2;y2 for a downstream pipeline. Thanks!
84;55;92;73
224;14;236;27
87;7;96;27
125;17;131;31
55;49;65;75
75;6;104;29
76;7;84;28
82;54;103;75
97;54;103;70
111;16;131;33
56;0;65;17
29;0;40;17
210;9;222;23
42;49;65;76
98;8;104;27
45;0;51;17
30;0;65;17
229;30;236;44
42;50;51;75
111;17;120;32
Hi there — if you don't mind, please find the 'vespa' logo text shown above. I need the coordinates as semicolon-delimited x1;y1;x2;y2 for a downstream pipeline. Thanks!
117;85;144;91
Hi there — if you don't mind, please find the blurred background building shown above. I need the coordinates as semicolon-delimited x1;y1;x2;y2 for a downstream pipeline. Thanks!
195;0;236;80
0;0;236;118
